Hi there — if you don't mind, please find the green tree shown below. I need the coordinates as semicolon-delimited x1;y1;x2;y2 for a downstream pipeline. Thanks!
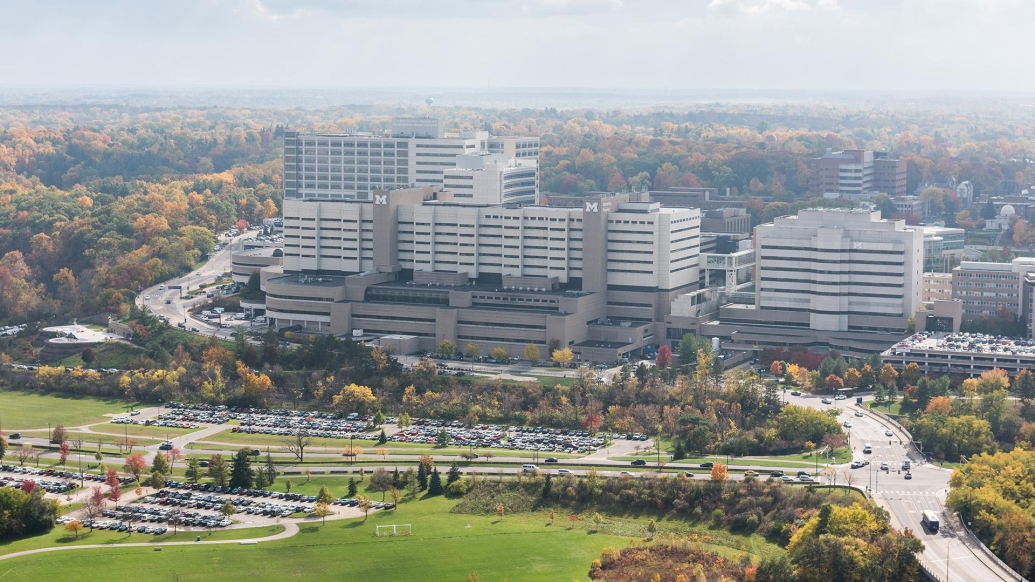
447;461;462;486
464;343;480;358
229;449;254;489
417;462;428;491
756;556;795;582
263;449;277;486
152;451;170;475
428;467;443;495
491;347;509;360
147;470;165;491
347;477;358;497
184;457;201;484
677;333;710;366
252;467;267;489
208;454;229;486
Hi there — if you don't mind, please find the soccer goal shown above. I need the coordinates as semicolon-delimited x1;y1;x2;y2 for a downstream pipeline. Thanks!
375;524;412;537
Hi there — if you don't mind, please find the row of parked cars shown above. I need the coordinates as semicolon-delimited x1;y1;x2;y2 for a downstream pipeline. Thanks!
142;489;307;518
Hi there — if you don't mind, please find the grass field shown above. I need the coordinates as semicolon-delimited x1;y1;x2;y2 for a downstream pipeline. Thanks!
0;495;631;581
86;423;197;439
0;524;285;557
56;341;144;369
21;430;163;449
0;475;863;581
0;390;142;430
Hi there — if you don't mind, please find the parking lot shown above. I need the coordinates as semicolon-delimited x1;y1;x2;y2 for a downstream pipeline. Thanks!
0;465;133;495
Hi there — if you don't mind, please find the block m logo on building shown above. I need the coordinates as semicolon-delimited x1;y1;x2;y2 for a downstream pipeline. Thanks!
374;195;387;205
585;202;599;212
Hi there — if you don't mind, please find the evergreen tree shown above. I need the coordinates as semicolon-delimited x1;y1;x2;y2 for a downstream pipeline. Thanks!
417;462;428;490
263;449;277;485
392;467;402;488
428;467;443;495
229;449;254;489
378;430;388;445
347;477;358;497
254;469;268;490
447;461;461;485
184;457;201;483
672;440;687;461
543;473;552;498
152;451;170;474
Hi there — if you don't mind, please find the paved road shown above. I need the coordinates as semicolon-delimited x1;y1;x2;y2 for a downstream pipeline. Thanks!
136;231;258;340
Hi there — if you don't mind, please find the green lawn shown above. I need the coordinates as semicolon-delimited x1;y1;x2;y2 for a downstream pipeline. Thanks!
0;524;284;557
21;430;163;449
56;341;144;369
0;495;632;581
86;423;198;440
0;390;142;430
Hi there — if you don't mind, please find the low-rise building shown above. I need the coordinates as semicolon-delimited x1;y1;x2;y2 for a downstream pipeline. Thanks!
882;332;1035;377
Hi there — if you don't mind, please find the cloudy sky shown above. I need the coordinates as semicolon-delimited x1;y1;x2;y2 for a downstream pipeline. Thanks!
0;0;1031;92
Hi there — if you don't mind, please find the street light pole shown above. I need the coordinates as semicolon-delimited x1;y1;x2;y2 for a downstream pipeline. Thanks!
946;538;953;581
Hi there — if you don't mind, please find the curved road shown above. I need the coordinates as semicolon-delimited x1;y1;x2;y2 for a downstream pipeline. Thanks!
781;392;1023;582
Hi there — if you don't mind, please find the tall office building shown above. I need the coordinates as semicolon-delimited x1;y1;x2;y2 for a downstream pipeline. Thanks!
810;149;908;198
260;188;701;361
752;209;923;332
282;117;539;204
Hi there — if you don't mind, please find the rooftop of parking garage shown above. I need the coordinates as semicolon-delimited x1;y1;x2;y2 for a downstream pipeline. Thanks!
885;332;1035;356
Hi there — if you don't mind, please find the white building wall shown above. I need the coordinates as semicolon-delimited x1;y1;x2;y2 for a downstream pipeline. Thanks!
284;197;699;291
755;209;922;332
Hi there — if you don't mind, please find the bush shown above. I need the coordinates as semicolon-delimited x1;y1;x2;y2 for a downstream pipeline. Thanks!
447;478;472;496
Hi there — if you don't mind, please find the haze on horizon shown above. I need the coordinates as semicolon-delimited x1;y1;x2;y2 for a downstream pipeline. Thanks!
0;0;1032;94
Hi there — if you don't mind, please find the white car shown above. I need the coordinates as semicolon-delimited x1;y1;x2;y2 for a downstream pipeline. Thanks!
843;421;852;428
885;429;893;437
144;295;151;300
557;469;572;476
854;411;864;417
835;395;846;400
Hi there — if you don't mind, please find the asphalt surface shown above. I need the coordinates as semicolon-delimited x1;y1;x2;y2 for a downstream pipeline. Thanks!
780;391;1022;582
136;231;258;340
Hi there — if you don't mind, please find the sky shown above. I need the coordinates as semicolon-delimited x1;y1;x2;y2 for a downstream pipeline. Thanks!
0;0;1033;93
